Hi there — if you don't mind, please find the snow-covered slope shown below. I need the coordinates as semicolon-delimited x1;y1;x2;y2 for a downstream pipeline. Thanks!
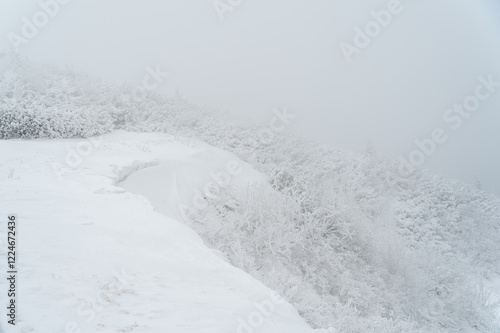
0;131;316;333
2;55;500;332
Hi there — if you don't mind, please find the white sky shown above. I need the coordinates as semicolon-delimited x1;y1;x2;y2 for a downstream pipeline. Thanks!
1;0;499;193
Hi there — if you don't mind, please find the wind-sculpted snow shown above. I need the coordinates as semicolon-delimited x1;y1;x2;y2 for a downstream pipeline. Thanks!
0;132;316;333
117;134;500;332
120;149;266;223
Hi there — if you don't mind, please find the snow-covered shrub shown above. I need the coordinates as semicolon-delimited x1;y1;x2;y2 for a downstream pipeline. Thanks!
0;54;117;138
2;54;499;332
178;128;499;331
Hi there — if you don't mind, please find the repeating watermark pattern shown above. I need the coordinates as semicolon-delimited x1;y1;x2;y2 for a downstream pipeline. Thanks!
213;0;243;21
7;0;72;52
340;0;403;64
395;75;498;179
235;290;287;333
57;268;133;333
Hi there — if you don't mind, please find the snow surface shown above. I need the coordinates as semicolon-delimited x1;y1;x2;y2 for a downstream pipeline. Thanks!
485;275;500;320
0;131;322;333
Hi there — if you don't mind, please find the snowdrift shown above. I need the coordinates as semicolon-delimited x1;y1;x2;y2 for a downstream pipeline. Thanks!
0;131;315;333
2;55;500;332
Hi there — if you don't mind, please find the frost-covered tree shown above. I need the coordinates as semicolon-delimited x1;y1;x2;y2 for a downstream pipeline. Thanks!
1;55;499;332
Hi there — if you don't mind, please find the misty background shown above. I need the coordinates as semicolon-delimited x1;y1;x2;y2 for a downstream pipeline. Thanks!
1;0;499;194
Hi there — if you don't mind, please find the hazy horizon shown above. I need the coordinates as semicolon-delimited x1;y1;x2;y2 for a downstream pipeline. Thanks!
1;0;499;193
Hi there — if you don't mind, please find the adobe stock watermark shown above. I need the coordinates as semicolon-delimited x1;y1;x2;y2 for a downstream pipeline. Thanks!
394;75;499;179
235;291;287;333
177;107;296;222
50;64;168;180
178;159;243;222
124;64;169;103
250;107;297;148
213;0;243;21
57;268;133;333
7;0;72;52
51;135;103;182
340;0;403;64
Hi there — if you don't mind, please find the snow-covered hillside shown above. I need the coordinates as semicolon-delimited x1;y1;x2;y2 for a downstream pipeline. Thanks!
0;131;320;333
1;55;500;332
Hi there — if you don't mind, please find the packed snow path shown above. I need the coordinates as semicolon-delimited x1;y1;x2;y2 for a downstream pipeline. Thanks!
0;131;316;333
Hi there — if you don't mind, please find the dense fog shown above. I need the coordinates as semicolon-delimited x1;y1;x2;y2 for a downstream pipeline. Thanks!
1;0;499;193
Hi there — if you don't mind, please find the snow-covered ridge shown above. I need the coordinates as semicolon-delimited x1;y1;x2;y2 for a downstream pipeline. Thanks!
0;131;316;333
2;55;500;331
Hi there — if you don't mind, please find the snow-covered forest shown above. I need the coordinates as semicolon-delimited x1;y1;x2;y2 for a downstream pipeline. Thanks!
1;53;499;332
